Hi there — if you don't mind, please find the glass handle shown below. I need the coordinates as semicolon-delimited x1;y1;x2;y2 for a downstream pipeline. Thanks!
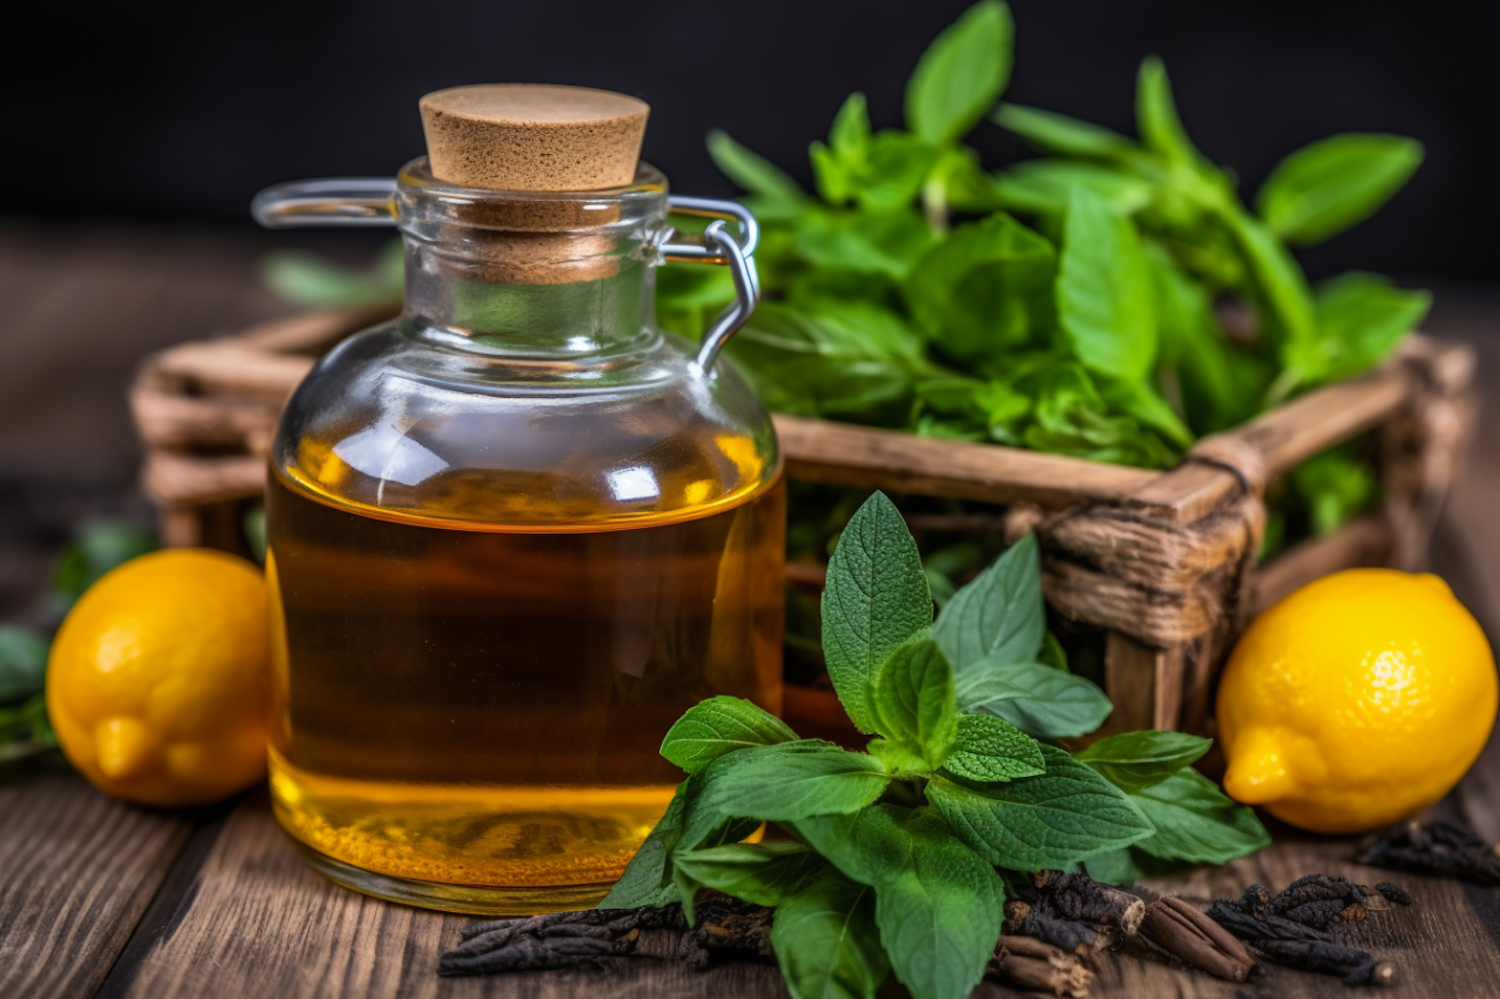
251;178;400;228
662;196;761;373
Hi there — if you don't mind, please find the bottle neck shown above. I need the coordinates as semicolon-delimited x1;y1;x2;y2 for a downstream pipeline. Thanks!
402;235;659;358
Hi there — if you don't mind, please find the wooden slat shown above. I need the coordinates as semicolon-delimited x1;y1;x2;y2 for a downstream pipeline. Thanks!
1246;515;1393;619
1098;632;1186;735
139;342;314;408
142;452;266;507
0;769;196;999
773;414;1159;509
106;791;788;999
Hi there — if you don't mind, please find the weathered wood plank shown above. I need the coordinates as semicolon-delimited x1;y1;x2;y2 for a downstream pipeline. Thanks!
0;766;197;999
773;414;1159;509
105;791;789;999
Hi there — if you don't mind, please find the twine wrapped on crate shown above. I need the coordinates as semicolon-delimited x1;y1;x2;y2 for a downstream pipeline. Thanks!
130;309;1476;733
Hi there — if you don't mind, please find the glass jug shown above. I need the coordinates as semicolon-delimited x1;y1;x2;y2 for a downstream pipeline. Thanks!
252;155;784;914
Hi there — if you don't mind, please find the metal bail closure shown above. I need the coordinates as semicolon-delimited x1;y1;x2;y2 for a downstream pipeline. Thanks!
659;196;762;373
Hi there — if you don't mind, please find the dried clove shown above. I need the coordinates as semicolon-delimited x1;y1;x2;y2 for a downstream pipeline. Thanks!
989;934;1095;997
1206;876;1409;986
1357;820;1500;887
1138;896;1255;982
1030;871;1147;935
438;895;773;977
1004;900;1108;956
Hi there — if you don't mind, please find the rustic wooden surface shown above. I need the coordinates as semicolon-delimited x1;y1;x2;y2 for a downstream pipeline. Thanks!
1;226;1498;998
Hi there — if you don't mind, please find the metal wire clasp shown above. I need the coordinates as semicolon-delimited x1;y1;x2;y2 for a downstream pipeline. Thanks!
660;196;762;373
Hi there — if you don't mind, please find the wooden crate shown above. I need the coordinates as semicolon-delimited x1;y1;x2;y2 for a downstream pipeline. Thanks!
131;308;1477;735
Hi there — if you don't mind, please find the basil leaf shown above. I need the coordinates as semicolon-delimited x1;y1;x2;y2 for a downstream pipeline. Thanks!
868;636;958;770
904;213;1056;366
659;695;799;774
993;159;1153;216
1135;56;1206;169
904;0;1014;145
1075;730;1212;791
684;742;892;843
927;745;1154;870
0;626;49;703
1020;362;1177;469
857;132;944;213
794;806;1003;999
1291;271;1431;387
1099;377;1193;449
942;715;1045;782
1256;133;1424;246
772;866;889;999
674;842;824;908
811;94;873;205
1056;189;1157;381
1292;447;1380;536
1131;769;1271;865
955;659;1111;739
822;492;933;733
931;532;1044;672
797;209;939;279
1222;208;1318;354
707;129;810;210
993;103;1137;160
598;780;692;908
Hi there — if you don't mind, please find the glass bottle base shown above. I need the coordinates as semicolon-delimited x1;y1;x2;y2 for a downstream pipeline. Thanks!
289;837;613;915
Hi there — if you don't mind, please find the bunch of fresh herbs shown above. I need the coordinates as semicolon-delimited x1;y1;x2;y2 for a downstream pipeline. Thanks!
666;0;1429;478
600;491;1268;999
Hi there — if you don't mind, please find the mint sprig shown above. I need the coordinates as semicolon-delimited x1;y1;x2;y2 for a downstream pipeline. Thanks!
601;492;1270;999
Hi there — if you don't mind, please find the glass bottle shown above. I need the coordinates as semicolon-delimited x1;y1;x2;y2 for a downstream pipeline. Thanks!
252;95;783;914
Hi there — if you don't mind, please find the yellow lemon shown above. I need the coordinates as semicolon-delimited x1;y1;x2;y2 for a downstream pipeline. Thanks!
1218;568;1496;834
46;548;270;807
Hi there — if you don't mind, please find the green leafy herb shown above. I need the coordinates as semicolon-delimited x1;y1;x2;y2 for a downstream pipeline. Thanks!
659;695;799;774
0;626;50;703
1256;133;1425;245
609;492;1268;999
1075;730;1211;791
820;492;933;733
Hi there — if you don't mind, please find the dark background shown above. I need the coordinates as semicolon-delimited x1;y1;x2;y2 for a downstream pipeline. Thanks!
3;0;1494;283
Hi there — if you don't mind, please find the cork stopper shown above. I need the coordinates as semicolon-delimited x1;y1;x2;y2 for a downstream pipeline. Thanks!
420;84;650;192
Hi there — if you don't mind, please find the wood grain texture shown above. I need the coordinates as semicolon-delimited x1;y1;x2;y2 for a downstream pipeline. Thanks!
0;766;197;999
105;791;788;999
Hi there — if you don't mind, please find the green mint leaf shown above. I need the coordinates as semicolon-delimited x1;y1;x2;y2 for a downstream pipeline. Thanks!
867;737;929;775
682;742;892;849
869;636;958;770
727;302;923;420
794;806;1004;999
993;103;1137;160
0;625;50;703
821;492;933;733
1292;447;1380;536
904;0;1014;145
926;744;1154;870
707;129;810;207
260;242;404;309
903;213;1056;367
772;866;889;999
1221;208;1318;356
598;780;692;908
1098;377;1194;449
1038;631;1069;672
1135;56;1205;168
831;93;872;156
1131;769;1271;865
993;160;1153;216
955;659;1111;739
1075;730;1212;791
674;842;824;909
941;715;1044;782
659;695;800;774
1256;133;1424;245
1081;846;1187;885
796;209;939;279
1056;189;1157;382
855;132;943;213
1297;271;1431;386
931;533;1044;673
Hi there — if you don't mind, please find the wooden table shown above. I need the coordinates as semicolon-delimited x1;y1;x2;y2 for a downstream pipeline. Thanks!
2;227;1499;998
